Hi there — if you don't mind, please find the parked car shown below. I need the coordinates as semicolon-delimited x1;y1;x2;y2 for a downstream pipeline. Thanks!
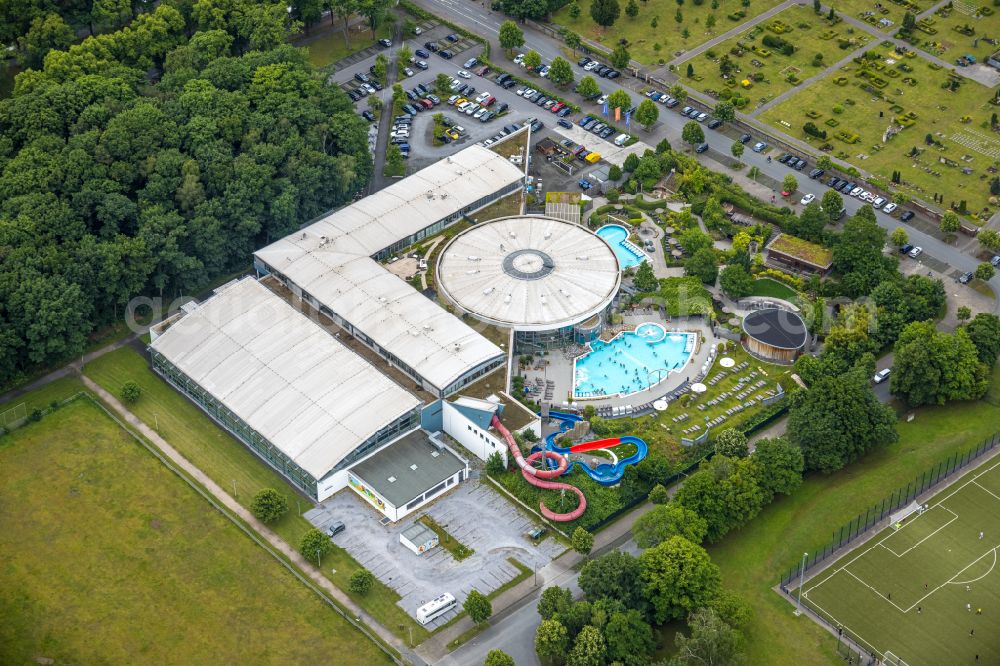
827;176;841;188
959;271;974;284
439;49;454;59
361;110;375;122
327;521;346;537
990;255;1000;267
793;158;806;170
808;168;825;179
899;244;914;255
457;69;471;79
579;179;593;190
423;41;438;52
908;246;923;258
850;186;864;197
882;202;898;214
464;57;478;68
707;118;722;129
695;142;709;153
778;153;793;164
800;193;815;205
872;196;886;208
557;119;573;129
557;106;571;117
402;67;414;77
496;102;509;113
739;133;752;144
900;210;915;222
873;368;891;384
446;33;459;42
752;142;767;153
415;60;428;70
663;97;679;108
415;48;429;58
578;56;591;66
378;38;392;47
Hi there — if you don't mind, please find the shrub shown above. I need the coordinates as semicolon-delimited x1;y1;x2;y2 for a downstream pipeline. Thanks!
250;488;289;523
119;380;142;404
349;569;376;595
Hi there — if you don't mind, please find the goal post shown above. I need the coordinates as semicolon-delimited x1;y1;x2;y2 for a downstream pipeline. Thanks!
0;402;26;429
890;501;923;530
884;650;911;666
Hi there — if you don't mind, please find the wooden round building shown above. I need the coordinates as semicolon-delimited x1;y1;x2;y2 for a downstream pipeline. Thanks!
741;308;807;363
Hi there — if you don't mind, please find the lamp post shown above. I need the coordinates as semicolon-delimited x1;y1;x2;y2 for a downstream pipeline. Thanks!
794;551;807;615
316;548;321;568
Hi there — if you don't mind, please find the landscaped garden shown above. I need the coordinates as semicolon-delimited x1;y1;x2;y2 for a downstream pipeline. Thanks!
902;3;1000;61
679;5;872;110
551;0;784;66
760;46;1000;221
0;397;393;664
832;0;928;30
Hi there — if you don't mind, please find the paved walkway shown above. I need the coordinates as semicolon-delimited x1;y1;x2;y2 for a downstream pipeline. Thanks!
77;374;423;666
666;0;799;67
415;498;658;663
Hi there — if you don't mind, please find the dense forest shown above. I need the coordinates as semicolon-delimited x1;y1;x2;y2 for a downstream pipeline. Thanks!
0;0;373;384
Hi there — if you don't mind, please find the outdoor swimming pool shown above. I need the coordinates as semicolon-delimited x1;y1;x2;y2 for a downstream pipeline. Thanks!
573;323;695;398
596;224;646;270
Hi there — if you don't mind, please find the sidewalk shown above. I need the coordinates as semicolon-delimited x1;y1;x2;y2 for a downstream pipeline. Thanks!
416;497;658;662
78;374;424;666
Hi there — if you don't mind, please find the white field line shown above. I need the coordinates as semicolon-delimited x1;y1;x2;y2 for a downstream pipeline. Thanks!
879;505;958;558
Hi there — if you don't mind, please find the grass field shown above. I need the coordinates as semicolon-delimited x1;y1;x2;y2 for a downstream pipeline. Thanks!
551;0;784;66
915;5;1000;62
82;346;430;646
749;276;798;300
831;0;929;29
799;457;1000;666
680;5;871;108
297;22;392;69
706;365;1000;664
0;398;392;664
760;48;1000;220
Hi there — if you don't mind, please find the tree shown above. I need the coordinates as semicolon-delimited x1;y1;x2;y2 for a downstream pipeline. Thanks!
820;189;843;224
605;609;655;663
484;649;516;666
639;536;721;623
682;121;705;148
567;625;606;666
331;0;359;47
625;0;639;17
685;248;718;284
718;264;752;299
556;601;593;640
539;585;573;619
590;0;621;28
706;12;717;30
535;619;570;661
396;44;412;69
674;607;746;665
751;437;804;499
891;321;988;406
890;227;909;248
572;526;594;555
713;100;735;122
679;228;713;255
250;488;288;522
358;0;391;39
674;456;766;542
966;313;1000;365
634;260;658;291
577;75;601;99
548;56;574;87
435;71;453;96
940;210;961;234
714;428;749;458
980;229;1000;252
902;10;916;31
635;98;659;130
608;164;623;181
633;503;708;548
524;49;542;71
789;365;898;473
730;140;744;163
485;450;506;475
789;201;828;243
607;89;632;115
499;20;525;54
301;528;334;565
464;589;493;625
957;306;973;323
18;12;75;68
349;569;375;594
569;1;582;18
579;551;647;610
502;0;549;20
610;42;630;69
371;53;387;84
709;589;754;629
975;262;995;281
384;144;405;176
782;173;798;195
563;29;583;55
834;207;893;297
119;380;142;404
92;0;131;32
649;483;670;504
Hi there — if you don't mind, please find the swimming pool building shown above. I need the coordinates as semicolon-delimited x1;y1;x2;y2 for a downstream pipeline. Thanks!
436;215;622;352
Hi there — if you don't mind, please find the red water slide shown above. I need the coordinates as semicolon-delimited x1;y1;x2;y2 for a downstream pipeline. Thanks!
569;438;622;454
491;415;587;522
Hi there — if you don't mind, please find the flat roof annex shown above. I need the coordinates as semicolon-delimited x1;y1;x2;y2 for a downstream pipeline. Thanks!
254;145;523;391
351;430;466;507
149;278;421;480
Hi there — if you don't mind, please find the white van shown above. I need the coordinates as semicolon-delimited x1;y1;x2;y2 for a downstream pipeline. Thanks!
416;593;457;625
613;133;629;147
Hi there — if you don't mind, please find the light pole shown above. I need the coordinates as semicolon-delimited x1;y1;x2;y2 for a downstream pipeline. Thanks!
316;548;321;569
794;551;807;615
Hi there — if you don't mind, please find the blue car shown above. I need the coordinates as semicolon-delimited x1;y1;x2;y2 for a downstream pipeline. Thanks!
579;115;593;127
579;179;592;190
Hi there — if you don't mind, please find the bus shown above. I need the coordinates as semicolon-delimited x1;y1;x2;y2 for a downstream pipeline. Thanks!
416;593;456;625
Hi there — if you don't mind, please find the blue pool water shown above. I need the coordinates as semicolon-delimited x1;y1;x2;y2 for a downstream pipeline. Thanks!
596;224;646;269
573;324;694;398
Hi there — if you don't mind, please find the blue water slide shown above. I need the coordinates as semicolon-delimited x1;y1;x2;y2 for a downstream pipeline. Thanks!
538;411;649;486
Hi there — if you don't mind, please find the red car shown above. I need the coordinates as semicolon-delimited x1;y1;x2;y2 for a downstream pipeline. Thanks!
550;102;565;113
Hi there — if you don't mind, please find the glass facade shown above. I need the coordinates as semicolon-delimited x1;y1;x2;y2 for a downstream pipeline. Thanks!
150;350;419;499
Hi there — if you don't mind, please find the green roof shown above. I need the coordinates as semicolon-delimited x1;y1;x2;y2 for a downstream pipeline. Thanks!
767;233;834;268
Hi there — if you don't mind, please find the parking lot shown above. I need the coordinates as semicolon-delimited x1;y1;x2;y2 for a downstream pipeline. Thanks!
305;479;562;628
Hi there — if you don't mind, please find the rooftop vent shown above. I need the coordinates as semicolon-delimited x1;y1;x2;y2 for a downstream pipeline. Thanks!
410;464;418;471
504;294;511;303
467;269;479;274
388;476;397;483
483;286;495;295
576;255;589;261
468;255;480;261
540;294;547;305
544;232;552;240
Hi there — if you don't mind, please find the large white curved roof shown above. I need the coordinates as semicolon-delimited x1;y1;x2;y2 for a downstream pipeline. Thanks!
437;216;621;331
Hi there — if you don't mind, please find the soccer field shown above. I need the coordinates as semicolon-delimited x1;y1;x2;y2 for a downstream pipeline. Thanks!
798;457;1000;666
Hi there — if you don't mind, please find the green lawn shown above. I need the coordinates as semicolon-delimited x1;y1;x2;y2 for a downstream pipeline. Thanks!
0;398;392;664
297;22;392;69
680;6;871;109
760;48;999;221
750;277;799;300
914;5;1000;62
0;375;86;418
830;0;929;29
798;458;1000;665
550;0;784;66
82;346;430;646
706;366;1000;665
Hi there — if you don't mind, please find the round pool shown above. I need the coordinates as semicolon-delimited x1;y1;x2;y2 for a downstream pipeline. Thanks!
636;322;666;343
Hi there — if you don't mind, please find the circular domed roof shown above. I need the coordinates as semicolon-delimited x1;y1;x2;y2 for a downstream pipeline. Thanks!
436;215;621;331
742;308;808;350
